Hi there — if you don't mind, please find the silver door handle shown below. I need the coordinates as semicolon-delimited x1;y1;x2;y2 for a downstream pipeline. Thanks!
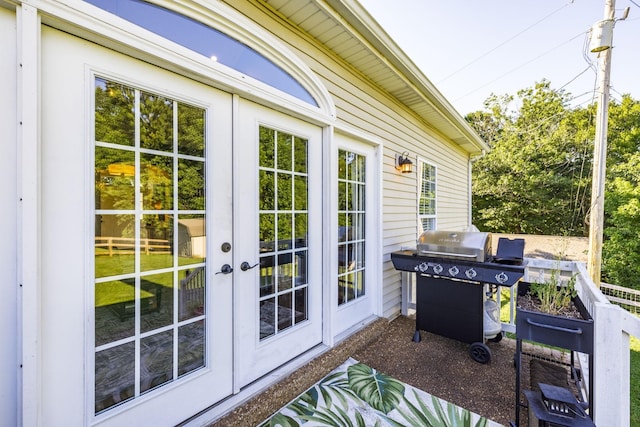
215;264;233;275
240;261;260;271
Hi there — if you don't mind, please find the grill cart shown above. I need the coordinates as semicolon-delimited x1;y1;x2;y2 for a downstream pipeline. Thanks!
391;231;525;364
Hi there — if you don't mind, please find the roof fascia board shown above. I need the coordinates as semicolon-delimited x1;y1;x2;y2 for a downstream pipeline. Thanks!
321;0;489;154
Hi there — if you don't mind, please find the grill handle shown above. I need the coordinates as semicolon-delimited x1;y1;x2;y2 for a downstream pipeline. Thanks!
526;318;583;335
418;250;477;258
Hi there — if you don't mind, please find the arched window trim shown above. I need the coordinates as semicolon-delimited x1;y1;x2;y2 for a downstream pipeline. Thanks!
84;0;336;120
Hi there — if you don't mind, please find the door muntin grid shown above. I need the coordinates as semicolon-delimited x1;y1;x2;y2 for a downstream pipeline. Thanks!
337;150;366;306
258;126;309;340
94;77;207;413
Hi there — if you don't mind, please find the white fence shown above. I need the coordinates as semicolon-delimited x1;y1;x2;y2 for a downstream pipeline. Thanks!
402;258;640;426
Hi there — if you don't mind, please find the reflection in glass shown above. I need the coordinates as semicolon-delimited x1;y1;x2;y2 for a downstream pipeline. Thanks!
95;342;135;413
140;272;173;333
95;77;135;147
141;153;173;210
294;214;307;248
95;279;136;346
178;159;205;210
179;267;206;321
95;146;135;210
337;150;366;306
259;127;275;168
294;251;308;286
294;137;307;173
140;91;173;152
178;320;205;376
277;173;292;210
258;126;309;341
260;298;276;339
278;213;292;246
140;331;173;393
86;0;317;105
94;76;207;412
294;176;307;210
140;215;173;272
95;214;135;278
277;253;293;292
294;288;307;324
277;132;292;171
178;215;206;265
178;103;205;157
278;293;293;332
259;256;275;298
260;214;275;248
259;171;275;211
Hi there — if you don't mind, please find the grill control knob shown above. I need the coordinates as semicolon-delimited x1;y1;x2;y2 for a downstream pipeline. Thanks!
433;264;443;274
448;266;460;276
418;262;429;272
465;268;477;279
495;272;509;284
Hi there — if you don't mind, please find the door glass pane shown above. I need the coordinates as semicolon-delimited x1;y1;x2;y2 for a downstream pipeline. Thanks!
337;150;366;306
178;320;205;376
258;126;309;341
94;77;207;414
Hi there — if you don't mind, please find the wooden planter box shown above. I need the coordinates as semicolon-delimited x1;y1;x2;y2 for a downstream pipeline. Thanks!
516;282;594;354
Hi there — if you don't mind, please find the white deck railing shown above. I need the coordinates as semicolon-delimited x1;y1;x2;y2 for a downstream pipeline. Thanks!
402;258;640;426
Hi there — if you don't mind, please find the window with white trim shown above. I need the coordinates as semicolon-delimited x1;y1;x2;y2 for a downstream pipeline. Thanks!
418;160;436;232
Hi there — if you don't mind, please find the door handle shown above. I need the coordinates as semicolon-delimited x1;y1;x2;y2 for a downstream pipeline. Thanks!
240;261;260;271
215;264;233;275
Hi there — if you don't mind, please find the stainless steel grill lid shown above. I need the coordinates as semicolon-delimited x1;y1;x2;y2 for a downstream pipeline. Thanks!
417;231;492;262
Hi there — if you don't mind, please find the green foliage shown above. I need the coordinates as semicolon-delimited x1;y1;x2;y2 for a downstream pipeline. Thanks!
347;363;405;414
467;81;640;287
603;154;640;289
529;271;577;315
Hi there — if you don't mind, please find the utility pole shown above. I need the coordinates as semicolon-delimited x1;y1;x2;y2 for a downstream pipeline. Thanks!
587;0;615;286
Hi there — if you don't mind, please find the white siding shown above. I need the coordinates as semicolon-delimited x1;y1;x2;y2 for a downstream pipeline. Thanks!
229;1;472;318
0;7;18;427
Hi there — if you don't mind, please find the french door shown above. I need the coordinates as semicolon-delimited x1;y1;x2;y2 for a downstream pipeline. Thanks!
42;28;232;426
41;26;323;425
234;100;323;387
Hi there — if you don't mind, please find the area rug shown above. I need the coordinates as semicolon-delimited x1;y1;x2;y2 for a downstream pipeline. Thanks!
258;358;502;427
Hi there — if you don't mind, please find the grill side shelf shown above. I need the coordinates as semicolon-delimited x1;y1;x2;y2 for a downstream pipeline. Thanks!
390;250;524;287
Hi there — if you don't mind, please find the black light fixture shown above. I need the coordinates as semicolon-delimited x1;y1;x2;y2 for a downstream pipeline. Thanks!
395;151;413;173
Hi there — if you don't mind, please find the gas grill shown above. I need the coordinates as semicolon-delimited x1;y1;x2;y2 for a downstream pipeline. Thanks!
391;231;526;363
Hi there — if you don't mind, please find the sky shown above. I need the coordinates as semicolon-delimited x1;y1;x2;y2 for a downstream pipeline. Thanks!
358;0;640;116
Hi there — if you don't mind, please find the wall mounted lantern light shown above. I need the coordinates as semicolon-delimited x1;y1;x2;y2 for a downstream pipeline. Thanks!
395;152;413;173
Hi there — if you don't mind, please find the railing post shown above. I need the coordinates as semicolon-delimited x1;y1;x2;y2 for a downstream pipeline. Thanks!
593;301;629;426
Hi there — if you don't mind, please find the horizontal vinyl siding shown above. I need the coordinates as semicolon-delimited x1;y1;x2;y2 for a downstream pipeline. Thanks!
229;0;472;319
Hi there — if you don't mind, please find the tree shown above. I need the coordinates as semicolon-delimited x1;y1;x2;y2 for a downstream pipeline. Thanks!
602;95;640;288
468;84;640;287
468;80;593;236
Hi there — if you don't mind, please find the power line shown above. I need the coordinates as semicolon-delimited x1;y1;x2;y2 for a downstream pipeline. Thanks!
452;32;585;103
437;0;576;84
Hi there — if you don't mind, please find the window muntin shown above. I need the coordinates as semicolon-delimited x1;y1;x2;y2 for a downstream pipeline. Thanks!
258;126;309;340
418;161;437;232
85;0;317;106
337;150;366;306
94;77;206;413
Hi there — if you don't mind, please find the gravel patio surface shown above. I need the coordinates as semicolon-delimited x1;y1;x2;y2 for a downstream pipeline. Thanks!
209;315;571;426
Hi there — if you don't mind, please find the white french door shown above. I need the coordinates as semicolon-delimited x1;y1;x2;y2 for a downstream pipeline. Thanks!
41;24;325;426
234;100;324;387
41;28;232;426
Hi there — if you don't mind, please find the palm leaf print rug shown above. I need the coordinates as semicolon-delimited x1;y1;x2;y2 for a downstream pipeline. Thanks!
259;358;502;427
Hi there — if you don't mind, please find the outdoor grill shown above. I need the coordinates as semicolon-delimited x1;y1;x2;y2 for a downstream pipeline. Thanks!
391;231;526;363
